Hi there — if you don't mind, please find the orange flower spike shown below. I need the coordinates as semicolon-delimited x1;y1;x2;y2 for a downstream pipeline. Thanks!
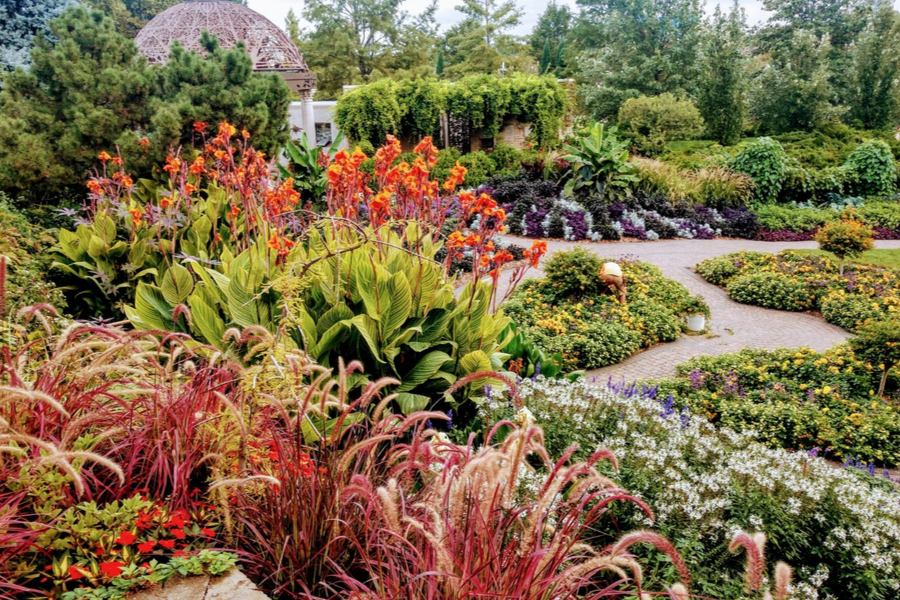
160;197;172;209
121;175;134;188
98;151;112;162
479;255;491;268
242;129;250;139
86;179;103;195
350;147;368;169
112;156;124;166
184;183;198;195
484;241;495;251
266;232;282;251
138;137;150;150
163;156;182;176
193;121;208;134
129;207;143;226
189;156;206;175
218;121;237;138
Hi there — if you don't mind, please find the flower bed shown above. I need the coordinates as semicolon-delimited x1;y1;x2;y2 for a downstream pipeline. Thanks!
490;376;900;600
696;250;900;331
652;346;900;466
504;250;706;370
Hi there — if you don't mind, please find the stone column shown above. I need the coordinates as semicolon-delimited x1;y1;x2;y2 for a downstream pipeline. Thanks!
300;89;316;143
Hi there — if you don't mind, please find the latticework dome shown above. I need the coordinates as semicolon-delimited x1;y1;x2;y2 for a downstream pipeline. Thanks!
136;1;310;74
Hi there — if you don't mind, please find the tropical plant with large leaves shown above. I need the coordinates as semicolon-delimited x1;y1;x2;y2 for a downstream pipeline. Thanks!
278;130;345;210
562;122;637;201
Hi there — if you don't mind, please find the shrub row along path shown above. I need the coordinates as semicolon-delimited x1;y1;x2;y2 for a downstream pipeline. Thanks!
496;236;900;381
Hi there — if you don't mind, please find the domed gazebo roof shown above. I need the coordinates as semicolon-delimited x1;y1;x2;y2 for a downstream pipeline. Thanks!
136;1;315;90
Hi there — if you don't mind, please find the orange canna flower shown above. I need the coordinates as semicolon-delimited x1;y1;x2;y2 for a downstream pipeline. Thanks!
87;179;103;195
160;197;172;209
129;207;143;226
242;129;250;139
112;156;124;166
184;183;198;195
163;156;182;176
98;151;112;162
138;137;150;150
193;121;208;133
189;156;206;175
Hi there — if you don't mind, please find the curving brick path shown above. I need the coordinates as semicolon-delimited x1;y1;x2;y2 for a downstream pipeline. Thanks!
494;236;900;382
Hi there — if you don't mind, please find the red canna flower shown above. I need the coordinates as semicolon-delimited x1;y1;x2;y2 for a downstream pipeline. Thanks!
99;562;125;579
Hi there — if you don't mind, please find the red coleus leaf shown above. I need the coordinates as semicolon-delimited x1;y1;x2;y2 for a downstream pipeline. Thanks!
115;530;136;546
99;562;125;579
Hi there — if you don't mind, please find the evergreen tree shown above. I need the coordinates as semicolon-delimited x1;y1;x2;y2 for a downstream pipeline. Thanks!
0;6;152;196
0;0;77;71
554;38;565;71
575;0;704;120
443;0;523;76
436;46;445;76
846;0;900;129
540;39;552;73
85;0;183;38
697;1;746;145
748;30;837;134
0;7;291;199
528;1;571;60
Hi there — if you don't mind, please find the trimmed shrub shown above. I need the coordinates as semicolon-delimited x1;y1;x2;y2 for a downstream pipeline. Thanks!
843;140;897;197
728;137;790;204
543;247;603;298
617;93;705;156
726;272;814;311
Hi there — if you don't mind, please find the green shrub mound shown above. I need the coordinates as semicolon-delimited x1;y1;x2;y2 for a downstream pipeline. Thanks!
506;251;707;370
653;346;900;465
725;272;814;311
698;250;900;331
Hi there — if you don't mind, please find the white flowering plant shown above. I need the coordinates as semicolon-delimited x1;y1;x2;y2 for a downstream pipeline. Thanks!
485;376;900;600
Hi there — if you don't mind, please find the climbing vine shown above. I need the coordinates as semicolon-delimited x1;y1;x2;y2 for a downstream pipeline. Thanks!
335;75;569;149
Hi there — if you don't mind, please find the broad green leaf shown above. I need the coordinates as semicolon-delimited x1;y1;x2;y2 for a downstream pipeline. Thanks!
317;303;354;336
130;283;173;330
161;263;194;305
93;212;117;244
349;314;383;363
396;350;452;392
383;272;411;338
396;393;431;415
56;229;85;262
189;291;226;348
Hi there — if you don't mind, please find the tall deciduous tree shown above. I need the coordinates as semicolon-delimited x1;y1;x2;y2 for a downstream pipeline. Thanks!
846;0;900;129
575;0;704;121
294;0;438;99
0;0;77;71
748;30;838;134
697;1;746;145
757;0;872;51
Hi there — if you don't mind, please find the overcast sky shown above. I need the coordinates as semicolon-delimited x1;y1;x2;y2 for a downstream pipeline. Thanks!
247;0;770;37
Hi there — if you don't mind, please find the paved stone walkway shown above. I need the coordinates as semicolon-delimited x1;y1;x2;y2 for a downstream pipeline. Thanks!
495;236;900;382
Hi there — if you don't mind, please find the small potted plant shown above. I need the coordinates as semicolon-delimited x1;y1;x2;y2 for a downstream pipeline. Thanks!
682;295;711;332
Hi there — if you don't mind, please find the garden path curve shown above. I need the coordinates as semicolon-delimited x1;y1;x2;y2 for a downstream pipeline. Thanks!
494;236;900;382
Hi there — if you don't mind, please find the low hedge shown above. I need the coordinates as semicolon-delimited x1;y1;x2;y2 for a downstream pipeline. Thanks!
697;250;900;331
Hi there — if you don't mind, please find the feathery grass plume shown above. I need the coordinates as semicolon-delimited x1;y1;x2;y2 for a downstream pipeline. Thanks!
607;530;691;589
773;561;793;600
668;583;690;599
729;530;765;591
341;423;683;600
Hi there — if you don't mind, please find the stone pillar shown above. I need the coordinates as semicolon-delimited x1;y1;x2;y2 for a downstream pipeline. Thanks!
300;89;316;143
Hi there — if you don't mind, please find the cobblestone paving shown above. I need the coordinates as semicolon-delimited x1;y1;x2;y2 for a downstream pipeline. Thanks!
495;236;900;382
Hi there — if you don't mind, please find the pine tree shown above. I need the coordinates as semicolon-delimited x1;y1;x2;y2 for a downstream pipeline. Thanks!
0;0;77;71
697;1;746;145
0;6;152;196
0;7;291;199
847;0;900;129
540;38;552;73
